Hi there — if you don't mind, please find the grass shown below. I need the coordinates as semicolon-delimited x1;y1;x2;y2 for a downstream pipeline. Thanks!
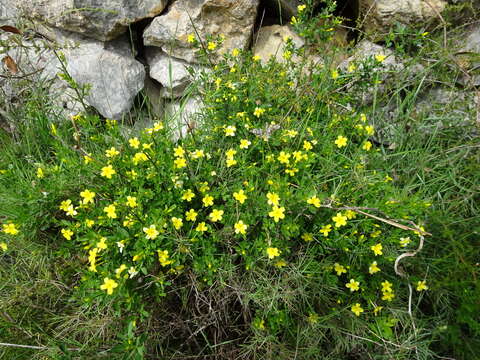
1;4;479;360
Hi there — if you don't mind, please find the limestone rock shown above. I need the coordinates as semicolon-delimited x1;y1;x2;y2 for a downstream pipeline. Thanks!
146;48;196;98
359;0;447;35
62;35;146;119
17;0;169;41
164;97;203;141
455;24;480;86
253;25;304;64
144;0;260;63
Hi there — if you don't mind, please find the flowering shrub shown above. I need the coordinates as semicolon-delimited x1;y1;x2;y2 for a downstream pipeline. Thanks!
0;5;437;356
25;28;433;354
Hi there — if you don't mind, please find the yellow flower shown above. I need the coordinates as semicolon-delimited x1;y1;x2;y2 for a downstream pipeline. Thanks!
174;146;185;158
345;210;357;219
301;233;313;242
351;303;364;316
195;222;208;232
307;196;321;208
332;213;347;228
335;135;348;148
115;264;128;278
158;250;173;266
86;219;95;228
275;259;287;268
202;194;214;207
234;220;248;235
375;54;386;63
231;48;240;57
103;204;117;219
133;152;148;165
371;243;383;256
84;154;93;164
37;167;44;179
240;139;251;149
285;168;298;176
191;149;205;159
226;148;237;159
416;280;428;291
100;277;118;295
209;209;224;222
365;125;375;136
320;224;332;237
369;261;381;274
268;205;285;222
61;228;74;240
174;157;187;169
334;263;347;276
277;151;290;164
129;137;140;149
226;158;237;167
105;147;120;158
346;279;360;292
297;4;307;12
303;140;313;151
182;189;195;202
266;192;280;206
373;305;383;315
382;291;395;301
59;199;72;211
96;237;108;251
101;165;116;179
225;125;236;137
253;107;266;118
3;223;19;235
0;242;7;251
207;41;216;51
80;189;96;204
143;225;159;240
187;33;195;43
347;63;356;72
362;141;372;151
185;209;198;222
266;247;281;259
290;16;297;25
171;217;183;230
331;70;339;80
126;196;137;208
252;55;261;62
399;237;411;247
65;205;77;217
381;280;392;293
233;190;248;204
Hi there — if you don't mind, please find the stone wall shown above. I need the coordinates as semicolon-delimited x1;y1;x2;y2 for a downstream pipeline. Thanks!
0;0;465;123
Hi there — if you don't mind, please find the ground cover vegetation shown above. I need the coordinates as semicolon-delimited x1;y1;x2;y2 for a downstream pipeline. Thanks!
0;1;479;359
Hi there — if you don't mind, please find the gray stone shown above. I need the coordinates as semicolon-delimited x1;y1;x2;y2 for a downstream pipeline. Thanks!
164;97;203;141
359;0;446;35
146;48;196;98
144;0;260;63
253;25;304;64
16;0;169;41
63;37;146;119
340;40;404;72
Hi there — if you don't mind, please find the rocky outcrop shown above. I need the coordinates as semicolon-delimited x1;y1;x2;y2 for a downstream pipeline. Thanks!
144;0;260;63
359;0;446;35
16;0;169;41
